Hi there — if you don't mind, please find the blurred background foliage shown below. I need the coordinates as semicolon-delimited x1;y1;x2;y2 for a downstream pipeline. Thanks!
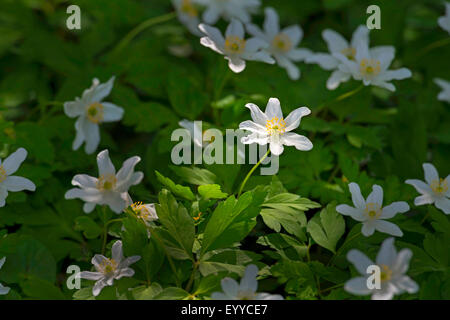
0;0;449;299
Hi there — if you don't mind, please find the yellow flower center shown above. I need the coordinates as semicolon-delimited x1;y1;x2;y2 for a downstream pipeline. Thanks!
360;59;381;78
237;291;255;300
86;102;104;124
431;178;448;195
225;36;246;55
379;264;392;282
272;33;292;52
365;202;382;219
0;165;7;183
97;174;117;191
180;0;198;17
266;117;286;135
341;47;356;60
99;258;118;275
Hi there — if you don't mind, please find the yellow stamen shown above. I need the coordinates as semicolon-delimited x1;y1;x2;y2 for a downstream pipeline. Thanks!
99;258;118;274
341;47;356;60
0;165;7;183
272;33;292;52
365;202;382;219
180;0;198;17
225;36;246;55
97;174;117;191
359;59;381;78
431;178;448;195
379;264;392;282
266;117;286;135
86;102;104;124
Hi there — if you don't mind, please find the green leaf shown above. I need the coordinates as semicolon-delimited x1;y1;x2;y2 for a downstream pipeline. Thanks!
307;203;345;253
74;216;102;239
153;287;190;300
155;190;195;261
198;184;228;199
21;277;66;300
170;166;218;185
155;171;195;201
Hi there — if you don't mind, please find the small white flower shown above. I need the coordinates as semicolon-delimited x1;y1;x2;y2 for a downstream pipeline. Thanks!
211;264;283;300
172;0;202;36
77;240;140;297
306;25;369;89
199;19;275;73
65;149;143;214
405;163;450;214
131;201;158;226
239;97;313;156
195;0;260;25
334;41;412;92
0;147;36;207
64;76;124;155
434;78;450;103
337;182;408;237
438;2;450;34
0;257;10;295
345;237;419;300
246;7;312;80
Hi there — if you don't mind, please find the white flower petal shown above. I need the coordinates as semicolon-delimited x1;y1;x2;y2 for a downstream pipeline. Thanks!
286;48;311;62
367;185;383;206
347;249;374;275
376;237;397;267
92;279;107;296
306;53;339;70
381;202;409;219
348;182;366;210
91;76;115;103
350;25;369;49
3;148;27;175
435;197;450;214
3;176;36;192
241;132;269;145
269;140;284;156
202;6;221;25
0;257;5;269
97;150;116;177
240;265;258;293
101;103;124;123
64;99;85;118
239;120;267;134
414;194;434;206
423;163;439;185
322;29;348;53
64;188;102;202
284;107;310;131
371;287;394;300
405;179;433;195
281;132;313;151
78;271;103;281
392;248;413;275
0;283;10;295
263;7;279;38
245;38;268;53
254;293;284;300
211;292;228;300
378;68;412;82
227;57;246;73
116;267;135;279
72;116;86;151
395;275;419;294
326;70;351;90
83;202;96;213
374;220;403;237
276;55;300;80
84;121;100;155
344;277;372;296
245;103;268;125
361;222;375;237
336;204;365;221
72;174;98;189
221;278;239;298
226;19;244;38
265;98;283;120
111;240;123;262
282;25;303;47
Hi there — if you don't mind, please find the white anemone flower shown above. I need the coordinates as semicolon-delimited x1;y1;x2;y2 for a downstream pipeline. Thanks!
199;19;275;73
334;41;412;92
172;0;202;36
306;25;369;89
246;7;312;80
438;2;450;34
0;257;10;295
434;78;450;103
336;182;408;237
64;76;124;155
239;98;313;156
65;149;143;214
211;264;283;300
405;163;450;214
0;147;36;207
77;240;140;297
345;237;419;300
195;0;260;25
131;201;158;226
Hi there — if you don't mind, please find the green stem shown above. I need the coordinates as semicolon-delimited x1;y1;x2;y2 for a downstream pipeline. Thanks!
313;84;364;116
237;149;271;197
147;225;182;288
112;12;176;55
185;261;199;293
319;283;344;294
414;37;450;60
420;211;430;225
328;231;361;266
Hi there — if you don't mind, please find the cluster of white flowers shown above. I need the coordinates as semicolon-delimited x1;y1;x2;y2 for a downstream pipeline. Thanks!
307;25;412;91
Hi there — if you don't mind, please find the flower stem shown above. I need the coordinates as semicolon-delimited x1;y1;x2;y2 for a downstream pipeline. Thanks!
112;12;176;55
185;261;199;293
237;149;271;198
414;37;450;61
313;84;365;117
